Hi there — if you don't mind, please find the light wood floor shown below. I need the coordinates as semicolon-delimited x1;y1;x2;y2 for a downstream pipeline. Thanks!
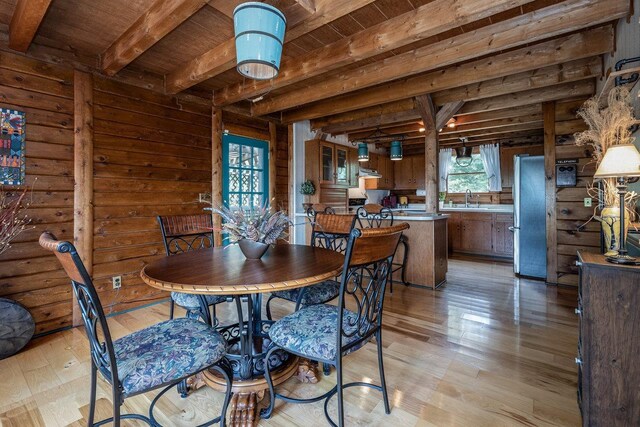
0;258;581;426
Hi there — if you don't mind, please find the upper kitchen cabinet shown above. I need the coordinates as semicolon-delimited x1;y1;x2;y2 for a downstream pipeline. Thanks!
307;139;357;189
348;147;359;188
500;145;544;188
394;155;425;190
364;153;395;190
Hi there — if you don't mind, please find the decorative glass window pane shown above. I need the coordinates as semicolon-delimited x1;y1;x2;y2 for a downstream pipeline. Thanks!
241;170;251;192
229;169;240;192
322;146;333;182
253;147;263;168
229;194;240;208
253;194;262;208
336;149;347;181
229;144;240;166
241;194;250;208
252;170;263;193
242;145;252;167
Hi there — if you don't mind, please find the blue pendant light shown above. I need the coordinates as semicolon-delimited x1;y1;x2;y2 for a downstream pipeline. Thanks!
390;140;403;160
358;143;369;162
234;2;287;80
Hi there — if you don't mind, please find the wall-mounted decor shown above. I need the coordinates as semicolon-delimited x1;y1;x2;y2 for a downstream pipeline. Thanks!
0;108;25;186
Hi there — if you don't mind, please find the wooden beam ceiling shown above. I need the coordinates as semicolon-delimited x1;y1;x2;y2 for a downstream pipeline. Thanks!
8;0;52;52
101;0;209;76
281;30;609;124
311;99;416;130
249;0;627;115
164;0;378;94
293;0;316;14
214;0;535;106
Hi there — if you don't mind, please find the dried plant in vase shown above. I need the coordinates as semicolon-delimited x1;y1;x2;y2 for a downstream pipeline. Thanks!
210;203;292;259
574;86;640;253
0;186;32;256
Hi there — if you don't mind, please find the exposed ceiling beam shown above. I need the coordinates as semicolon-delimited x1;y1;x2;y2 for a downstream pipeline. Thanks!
293;0;316;14
455;105;542;126
164;0;377;94
250;0;627;115
323;110;421;135
101;0;209;76
435;101;465;133
403;130;545;146
311;99;415;130
215;0;535;107
281;27;610;124
8;0;52;52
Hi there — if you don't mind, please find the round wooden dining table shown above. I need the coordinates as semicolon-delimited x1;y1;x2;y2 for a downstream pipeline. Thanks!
140;243;344;427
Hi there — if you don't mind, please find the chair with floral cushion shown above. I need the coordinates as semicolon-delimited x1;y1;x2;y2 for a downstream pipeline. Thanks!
356;203;410;293
39;232;234;427
158;214;229;326
264;212;356;321
261;223;409;427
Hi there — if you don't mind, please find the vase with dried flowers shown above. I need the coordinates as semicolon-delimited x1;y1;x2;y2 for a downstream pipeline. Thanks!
574;87;640;254
209;203;291;259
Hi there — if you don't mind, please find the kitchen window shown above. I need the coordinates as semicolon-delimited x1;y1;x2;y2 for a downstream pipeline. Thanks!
447;153;490;193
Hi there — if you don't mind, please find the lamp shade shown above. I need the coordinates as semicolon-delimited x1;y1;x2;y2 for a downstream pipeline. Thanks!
234;2;286;80
455;146;473;167
390;140;403;160
358;143;369;162
594;144;640;178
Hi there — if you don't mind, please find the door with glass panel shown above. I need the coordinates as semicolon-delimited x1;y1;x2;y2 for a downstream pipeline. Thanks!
222;134;269;210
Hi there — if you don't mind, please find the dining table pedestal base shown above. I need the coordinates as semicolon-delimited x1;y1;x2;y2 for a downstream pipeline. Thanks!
204;356;299;427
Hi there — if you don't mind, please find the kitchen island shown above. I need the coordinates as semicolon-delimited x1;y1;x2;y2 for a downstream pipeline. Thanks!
295;212;448;289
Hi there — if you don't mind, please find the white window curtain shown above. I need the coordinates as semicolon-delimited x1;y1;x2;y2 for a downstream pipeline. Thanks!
439;148;453;191
479;144;502;192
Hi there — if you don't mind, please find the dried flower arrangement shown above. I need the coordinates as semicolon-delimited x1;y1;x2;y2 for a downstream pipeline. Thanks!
210;203;291;245
0;186;31;255
574;86;640;220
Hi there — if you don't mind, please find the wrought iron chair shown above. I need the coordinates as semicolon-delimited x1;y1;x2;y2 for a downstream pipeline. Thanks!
39;232;234;427
157;214;228;326
264;212;356;321
356;203;410;293
261;223;410;427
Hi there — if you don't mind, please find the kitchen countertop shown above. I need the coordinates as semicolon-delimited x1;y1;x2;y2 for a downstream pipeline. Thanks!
293;212;448;222
392;203;513;214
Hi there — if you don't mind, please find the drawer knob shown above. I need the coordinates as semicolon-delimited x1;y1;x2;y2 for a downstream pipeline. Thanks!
575;308;582;315
575;357;582;365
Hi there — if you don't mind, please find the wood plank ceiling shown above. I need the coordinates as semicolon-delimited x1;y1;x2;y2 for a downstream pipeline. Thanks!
0;0;630;151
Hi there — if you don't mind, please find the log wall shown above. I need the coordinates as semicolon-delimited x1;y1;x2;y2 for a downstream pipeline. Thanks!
0;52;75;334
0;51;289;334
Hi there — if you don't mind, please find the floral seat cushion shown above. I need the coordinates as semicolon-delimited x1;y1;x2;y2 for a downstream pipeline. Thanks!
171;291;227;309
271;280;339;305
114;318;227;396
268;304;372;361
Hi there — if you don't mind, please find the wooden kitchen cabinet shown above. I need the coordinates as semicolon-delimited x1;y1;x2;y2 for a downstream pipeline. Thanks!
448;212;513;258
311;140;355;188
393;154;425;189
348;147;359;188
460;213;493;253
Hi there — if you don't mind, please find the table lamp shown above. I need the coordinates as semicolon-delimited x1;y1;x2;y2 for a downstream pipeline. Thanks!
593;144;640;264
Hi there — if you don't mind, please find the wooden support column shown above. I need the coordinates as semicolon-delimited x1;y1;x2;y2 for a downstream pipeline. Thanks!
73;70;94;326
212;107;223;246
416;95;439;213
287;124;295;218
268;122;277;206
543;101;558;284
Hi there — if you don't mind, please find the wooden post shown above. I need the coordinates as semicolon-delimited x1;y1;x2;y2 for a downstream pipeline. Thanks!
73;70;94;327
268;121;277;207
416;95;439;213
288;124;295;242
543;101;558;284
212;107;223;246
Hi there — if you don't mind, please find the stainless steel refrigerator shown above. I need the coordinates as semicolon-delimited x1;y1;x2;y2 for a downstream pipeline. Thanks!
512;155;547;279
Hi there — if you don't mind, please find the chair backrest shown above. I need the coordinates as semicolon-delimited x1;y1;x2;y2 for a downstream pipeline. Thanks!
157;214;214;256
39;232;119;384
310;212;356;254
305;203;335;221
336;223;409;353
356;203;394;228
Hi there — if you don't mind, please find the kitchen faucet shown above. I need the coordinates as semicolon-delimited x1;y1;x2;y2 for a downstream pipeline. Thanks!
465;189;472;208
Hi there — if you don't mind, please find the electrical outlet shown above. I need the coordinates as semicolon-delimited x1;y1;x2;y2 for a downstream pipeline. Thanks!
584;197;592;207
112;276;122;289
199;193;211;203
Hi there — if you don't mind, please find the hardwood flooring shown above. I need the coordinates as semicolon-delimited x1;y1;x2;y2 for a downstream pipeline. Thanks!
0;258;581;426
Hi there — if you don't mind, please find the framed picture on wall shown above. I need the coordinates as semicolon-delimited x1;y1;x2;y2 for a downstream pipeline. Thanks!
0;108;25;186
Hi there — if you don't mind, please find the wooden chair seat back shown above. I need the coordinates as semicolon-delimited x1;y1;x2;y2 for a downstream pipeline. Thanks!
356;203;394;229
157;214;214;256
310;213;357;253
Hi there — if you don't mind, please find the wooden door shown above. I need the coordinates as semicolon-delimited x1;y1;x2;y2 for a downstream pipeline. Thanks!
460;213;493;253
413;155;425;189
319;142;335;185
394;157;414;189
335;146;349;186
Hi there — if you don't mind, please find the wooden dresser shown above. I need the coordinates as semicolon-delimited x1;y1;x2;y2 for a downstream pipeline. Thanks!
577;252;640;426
